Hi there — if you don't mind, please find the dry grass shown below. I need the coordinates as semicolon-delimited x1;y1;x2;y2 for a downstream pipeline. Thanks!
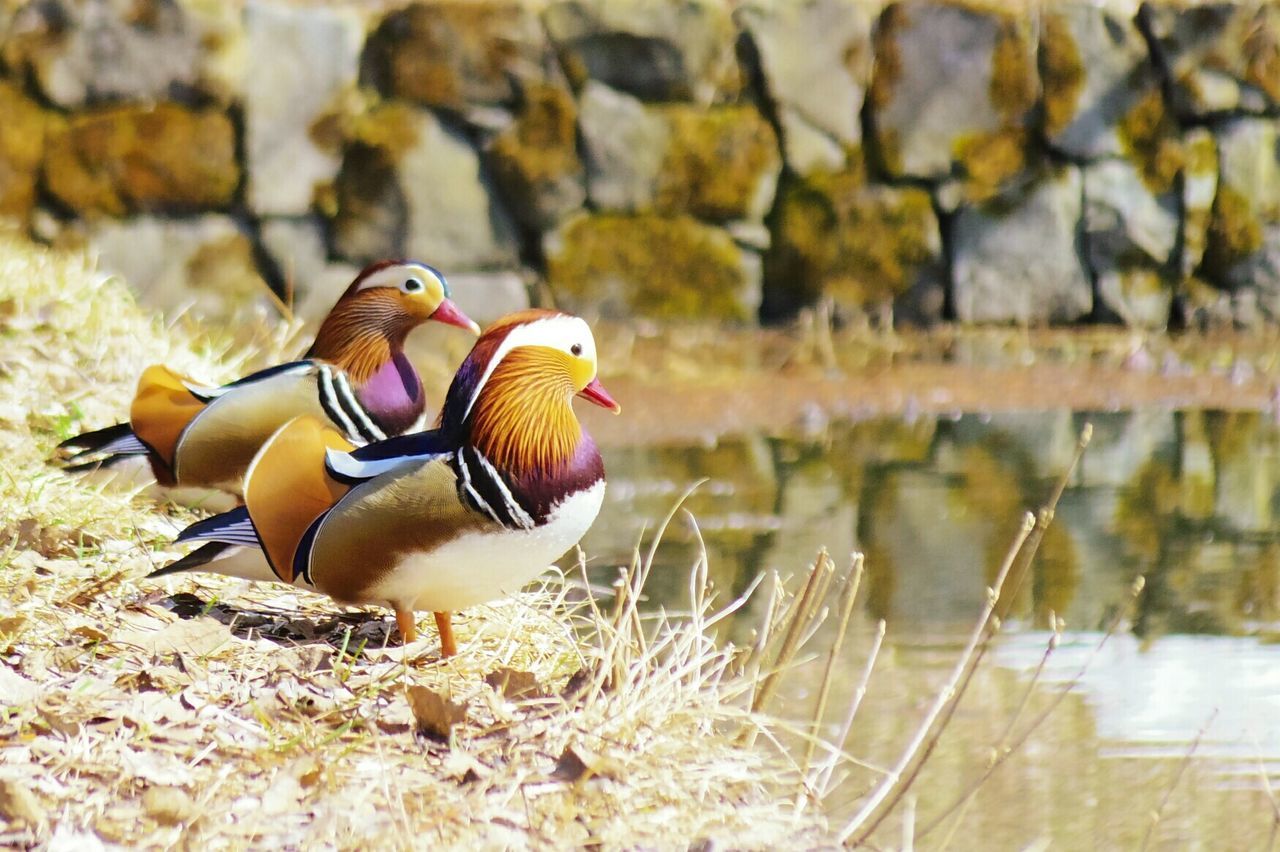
0;236;844;847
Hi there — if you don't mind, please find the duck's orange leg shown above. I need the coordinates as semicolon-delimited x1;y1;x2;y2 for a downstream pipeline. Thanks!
433;611;456;658
395;608;418;644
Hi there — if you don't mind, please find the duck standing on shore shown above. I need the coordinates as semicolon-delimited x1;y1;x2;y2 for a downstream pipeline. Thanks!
154;309;621;657
55;260;479;498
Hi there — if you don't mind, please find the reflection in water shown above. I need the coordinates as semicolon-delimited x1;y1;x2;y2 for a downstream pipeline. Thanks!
587;409;1280;638
582;408;1280;846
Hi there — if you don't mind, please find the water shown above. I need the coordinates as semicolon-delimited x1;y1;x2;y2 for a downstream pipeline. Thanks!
582;408;1280;848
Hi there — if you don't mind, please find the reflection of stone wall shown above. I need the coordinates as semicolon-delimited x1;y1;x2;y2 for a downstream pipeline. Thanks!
2;0;1280;328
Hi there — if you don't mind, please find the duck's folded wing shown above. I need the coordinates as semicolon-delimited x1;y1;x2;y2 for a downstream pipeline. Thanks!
305;456;495;602
324;429;454;485
181;361;314;401
244;416;355;583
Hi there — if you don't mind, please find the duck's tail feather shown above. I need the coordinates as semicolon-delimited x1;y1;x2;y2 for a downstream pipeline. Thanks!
149;541;278;583
56;423;149;470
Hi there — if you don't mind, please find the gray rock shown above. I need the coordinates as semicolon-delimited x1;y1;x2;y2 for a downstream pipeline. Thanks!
257;216;360;322
360;1;560;111
870;1;1037;198
244;2;364;216
736;0;873;175
1040;3;1159;161
444;270;531;324
485;83;586;231
2;0;235;108
1140;2;1280;119
1202;117;1280;321
1182;128;1219;278
89;215;272;320
952;166;1092;324
543;0;740;105
1083;158;1178;328
577;82;670;212
332;106;520;270
577;81;781;224
1075;410;1176;488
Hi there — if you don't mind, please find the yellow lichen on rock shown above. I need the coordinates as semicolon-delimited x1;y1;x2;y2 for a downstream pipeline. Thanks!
1040;12;1084;140
1204;185;1264;278
0;81;54;220
547;213;751;321
656;105;779;222
42;103;238;217
1117;88;1183;195
766;161;941;309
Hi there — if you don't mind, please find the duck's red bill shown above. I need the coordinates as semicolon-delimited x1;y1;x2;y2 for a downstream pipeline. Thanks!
578;377;621;414
430;299;481;334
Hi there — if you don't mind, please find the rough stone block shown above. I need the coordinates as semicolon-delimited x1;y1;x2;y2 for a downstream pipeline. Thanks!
2;0;237;108
762;164;945;325
445;270;531;324
1181;127;1218;278
257;216;360;322
1083;157;1179;327
361;1;559;111
545;213;757;321
90;215;270;320
1040;3;1162;162
870;0;1038;201
0;80;53;220
952;166;1092;324
486;83;586;231
736;0;873;175
1202;117;1280;323
245;1;364;216
543;0;740;104
331;104;520;270
577;82;780;223
1141;2;1280;119
43;103;239;217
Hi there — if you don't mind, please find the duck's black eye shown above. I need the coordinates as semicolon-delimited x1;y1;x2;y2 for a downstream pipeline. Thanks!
570;343;583;356
404;278;424;292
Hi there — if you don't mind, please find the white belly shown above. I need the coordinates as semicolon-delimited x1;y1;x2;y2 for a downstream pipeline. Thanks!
368;481;605;612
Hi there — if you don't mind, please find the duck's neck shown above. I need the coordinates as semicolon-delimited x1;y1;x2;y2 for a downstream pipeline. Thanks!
310;323;424;437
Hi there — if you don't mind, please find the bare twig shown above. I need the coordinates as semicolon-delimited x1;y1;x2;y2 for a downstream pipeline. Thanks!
1140;710;1217;851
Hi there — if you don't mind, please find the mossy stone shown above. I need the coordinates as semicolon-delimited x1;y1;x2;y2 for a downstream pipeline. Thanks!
1203;185;1264;279
361;2;555;110
655;105;780;223
546;213;754;321
488;83;584;229
1039;12;1084;140
43;103;238;217
0;81;53;220
763;161;943;317
1116;88;1183;196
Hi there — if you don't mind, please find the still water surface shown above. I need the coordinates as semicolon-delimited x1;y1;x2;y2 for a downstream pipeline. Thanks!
583;408;1280;848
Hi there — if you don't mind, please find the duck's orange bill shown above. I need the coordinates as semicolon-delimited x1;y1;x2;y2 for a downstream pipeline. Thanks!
578;377;621;414
430;299;481;335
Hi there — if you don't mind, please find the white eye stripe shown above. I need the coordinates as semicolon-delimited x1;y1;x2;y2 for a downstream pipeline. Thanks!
461;316;598;422
354;265;441;293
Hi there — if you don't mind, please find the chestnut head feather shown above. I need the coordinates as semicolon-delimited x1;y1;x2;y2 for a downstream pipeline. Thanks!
440;310;619;474
307;261;479;384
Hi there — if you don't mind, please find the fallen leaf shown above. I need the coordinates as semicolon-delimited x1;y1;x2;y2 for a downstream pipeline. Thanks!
0;778;45;824
142;786;195;826
72;625;109;643
441;751;490;784
0;615;26;636
552;744;619;784
485;667;542;701
405;685;466;742
0;666;39;707
118;617;233;658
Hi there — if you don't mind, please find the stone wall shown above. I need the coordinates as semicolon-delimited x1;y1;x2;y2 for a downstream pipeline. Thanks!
0;0;1277;329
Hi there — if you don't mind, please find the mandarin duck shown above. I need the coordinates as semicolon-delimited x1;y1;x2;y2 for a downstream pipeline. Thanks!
56;261;478;497
152;309;620;657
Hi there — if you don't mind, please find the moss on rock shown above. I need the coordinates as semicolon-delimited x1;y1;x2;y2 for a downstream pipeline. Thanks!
655;105;780;223
546;213;753;321
763;160;942;310
43;103;237;217
1116;88;1183;196
487;83;584;229
1039;11;1084;140
361;2;552;110
0;81;53;220
1203;185;1264;280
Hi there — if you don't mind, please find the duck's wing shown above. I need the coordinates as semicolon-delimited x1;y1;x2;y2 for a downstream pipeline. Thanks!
303;452;494;603
323;429;454;485
242;415;355;583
